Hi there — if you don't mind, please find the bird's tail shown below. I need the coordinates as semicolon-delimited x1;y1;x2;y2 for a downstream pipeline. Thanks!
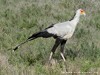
13;32;42;51
13;39;29;51
27;32;42;40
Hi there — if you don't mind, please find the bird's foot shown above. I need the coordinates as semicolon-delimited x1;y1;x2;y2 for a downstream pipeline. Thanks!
60;52;66;62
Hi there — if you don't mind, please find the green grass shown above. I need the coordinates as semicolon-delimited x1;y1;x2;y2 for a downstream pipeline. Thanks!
0;0;100;75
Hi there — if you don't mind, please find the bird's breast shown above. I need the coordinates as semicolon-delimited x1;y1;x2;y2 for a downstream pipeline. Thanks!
62;28;75;39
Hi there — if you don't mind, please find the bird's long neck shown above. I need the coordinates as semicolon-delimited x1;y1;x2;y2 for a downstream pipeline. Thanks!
71;12;80;26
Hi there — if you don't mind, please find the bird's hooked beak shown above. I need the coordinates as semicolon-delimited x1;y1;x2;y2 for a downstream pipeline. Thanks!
80;9;86;16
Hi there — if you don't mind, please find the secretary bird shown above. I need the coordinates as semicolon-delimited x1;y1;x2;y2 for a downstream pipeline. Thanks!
13;9;86;62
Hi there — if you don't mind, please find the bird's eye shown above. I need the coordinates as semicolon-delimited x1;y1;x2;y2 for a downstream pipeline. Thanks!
80;10;84;13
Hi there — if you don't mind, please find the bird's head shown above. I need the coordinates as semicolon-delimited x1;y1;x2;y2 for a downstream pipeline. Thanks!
76;9;86;16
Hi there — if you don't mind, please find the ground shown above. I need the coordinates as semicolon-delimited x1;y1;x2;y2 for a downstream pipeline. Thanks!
0;0;100;75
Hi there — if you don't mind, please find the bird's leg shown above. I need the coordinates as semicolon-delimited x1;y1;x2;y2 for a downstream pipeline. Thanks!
60;52;66;62
60;40;66;62
49;52;53;61
49;38;61;61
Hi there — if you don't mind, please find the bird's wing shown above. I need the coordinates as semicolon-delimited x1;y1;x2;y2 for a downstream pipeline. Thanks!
47;21;72;37
45;24;55;29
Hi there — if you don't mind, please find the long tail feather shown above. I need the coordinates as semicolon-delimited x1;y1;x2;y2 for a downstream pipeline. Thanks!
13;32;41;51
13;40;29;51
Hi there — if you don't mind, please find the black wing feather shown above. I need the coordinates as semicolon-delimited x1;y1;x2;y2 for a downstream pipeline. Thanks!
45;24;55;30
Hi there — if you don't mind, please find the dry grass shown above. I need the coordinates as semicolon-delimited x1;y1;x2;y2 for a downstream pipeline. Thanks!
0;0;100;75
